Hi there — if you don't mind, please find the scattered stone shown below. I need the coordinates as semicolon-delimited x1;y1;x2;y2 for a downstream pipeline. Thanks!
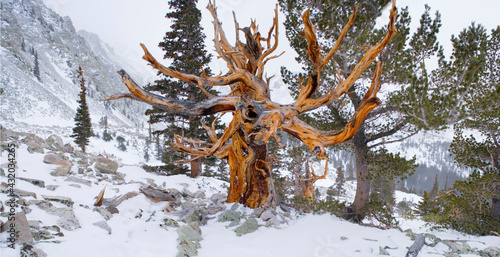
18;177;45;188
106;205;119;214
64;176;92;186
93;221;112;234
29;220;42;229
183;188;194;198
13;188;37;198
340;236;348;241
20;244;47;257
1;212;34;245
260;209;275;221
29;200;55;211
62;143;74;153
140;185;179;203
218;210;240;223
43;153;64;164
442;240;472;254
163;218;180;228
45;135;64;151
94;206;113;221
206;203;224;215
46;185;59;191
230;203;240;211
51;161;72;176
379;246;390;255
234;218;259;236
193;190;206;199
177;224;202;242
27;142;44;154
210;193;226;204
102;191;139;207
94;157;119;174
69;184;81;188
250;208;265;218
480;246;500;257
42;195;74;208
265;216;281;227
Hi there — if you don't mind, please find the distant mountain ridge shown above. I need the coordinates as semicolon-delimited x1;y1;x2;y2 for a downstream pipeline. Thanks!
0;0;155;127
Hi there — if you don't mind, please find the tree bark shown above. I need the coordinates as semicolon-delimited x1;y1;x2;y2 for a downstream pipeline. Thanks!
347;131;370;222
190;159;202;178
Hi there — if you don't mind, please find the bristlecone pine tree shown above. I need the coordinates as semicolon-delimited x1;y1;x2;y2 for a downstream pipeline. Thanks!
106;1;398;209
71;66;92;153
143;0;221;177
280;1;445;220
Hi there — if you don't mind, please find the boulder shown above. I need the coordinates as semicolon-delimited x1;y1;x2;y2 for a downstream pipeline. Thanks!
260;209;275;221
140;186;179;203
27;142;44;154
43;153;64;164
56;208;80;230
218;210;240;223
1;212;34;245
19;177;45;188
42;195;74;208
50;161;72;176
234;218;259;236
62;143;74;153
64;176;92;187
45;135;64;151
481;246;500;257
94;157;119;174
93;221;112;234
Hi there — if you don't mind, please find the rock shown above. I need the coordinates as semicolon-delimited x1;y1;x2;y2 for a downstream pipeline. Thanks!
13;188;37;198
46;185;59;191
265;216;281;227
18;177;45;188
43;153;64;164
379;246;390;255
29;200;55;211
140;186;179;203
194;190;206;199
56;208;80;230
62;143;74;153
177;224;202;242
94;157;119;174
27;142;44;154
163;218;180;228
64;176;92;186
218;210;240;223
94;206;113;221
102;191;139;207
106;206;119;214
234;218;259;236
210;193;226;204
250;208;265;218
20;244;47;257
206;203;223;215
93;221;112;234
480;246;500;257
1;212;34;245
230;203;240;211
45;135;64;151
340;236;348;241
260;209;275;221
442;240;472;254
50;161;72;176
42;195;74;208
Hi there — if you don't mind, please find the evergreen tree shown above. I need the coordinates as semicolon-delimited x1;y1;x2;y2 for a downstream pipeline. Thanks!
116;136;127;151
415;190;438;218
335;166;346;196
143;0;221;177
70;66;92;152
33;51;40;81
279;1;444;221
429;174;439;198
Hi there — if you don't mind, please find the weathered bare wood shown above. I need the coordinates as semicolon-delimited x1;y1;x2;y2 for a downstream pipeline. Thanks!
406;234;425;257
106;0;398;208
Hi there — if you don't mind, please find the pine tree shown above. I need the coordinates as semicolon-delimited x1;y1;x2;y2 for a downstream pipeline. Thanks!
71;66;92;152
429;174;439;198
33;51;40;81
335;166;346;196
143;0;221;177
279;1;444;220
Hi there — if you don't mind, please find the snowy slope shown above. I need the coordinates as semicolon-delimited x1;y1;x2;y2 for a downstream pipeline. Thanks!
1;127;498;257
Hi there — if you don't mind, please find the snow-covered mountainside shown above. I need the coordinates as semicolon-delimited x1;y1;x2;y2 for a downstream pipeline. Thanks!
0;0;155;127
1;127;498;257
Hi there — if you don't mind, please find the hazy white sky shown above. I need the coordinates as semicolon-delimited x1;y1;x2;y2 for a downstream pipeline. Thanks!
42;0;500;77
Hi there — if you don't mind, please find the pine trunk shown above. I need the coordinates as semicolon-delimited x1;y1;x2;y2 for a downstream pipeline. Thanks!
190;158;202;178
227;131;278;208
347;133;370;221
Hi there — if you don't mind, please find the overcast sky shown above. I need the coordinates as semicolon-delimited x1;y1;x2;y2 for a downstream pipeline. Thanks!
42;0;500;78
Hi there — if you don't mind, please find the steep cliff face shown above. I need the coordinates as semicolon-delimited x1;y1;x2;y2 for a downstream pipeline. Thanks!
0;0;154;127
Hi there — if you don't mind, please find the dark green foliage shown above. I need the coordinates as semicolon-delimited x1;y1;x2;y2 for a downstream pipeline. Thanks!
279;0;446;219
33;51;40;81
429;175;439;198
70;66;92;152
431;172;500;235
143;0;222;176
290;196;347;217
116;136;126;151
415;191;439;218
335;166;346;196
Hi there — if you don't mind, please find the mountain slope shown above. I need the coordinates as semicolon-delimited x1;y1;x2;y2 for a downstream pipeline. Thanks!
0;0;154;127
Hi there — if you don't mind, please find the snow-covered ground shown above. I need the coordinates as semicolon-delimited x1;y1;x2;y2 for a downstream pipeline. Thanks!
1;125;498;257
